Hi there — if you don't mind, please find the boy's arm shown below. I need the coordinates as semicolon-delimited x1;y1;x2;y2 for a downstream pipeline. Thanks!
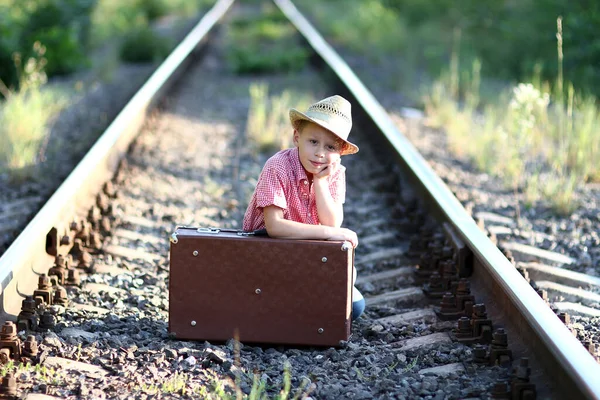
313;178;343;227
264;206;357;247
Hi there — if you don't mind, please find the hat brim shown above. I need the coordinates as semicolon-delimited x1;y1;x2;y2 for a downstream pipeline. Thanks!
289;109;359;155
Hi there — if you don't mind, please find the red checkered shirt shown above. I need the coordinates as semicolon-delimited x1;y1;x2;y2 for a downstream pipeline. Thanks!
243;147;346;232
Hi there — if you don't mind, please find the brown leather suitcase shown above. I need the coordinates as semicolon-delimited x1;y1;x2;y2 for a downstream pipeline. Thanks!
168;227;353;346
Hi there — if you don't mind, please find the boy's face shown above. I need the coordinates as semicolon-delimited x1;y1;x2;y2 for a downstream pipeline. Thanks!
293;122;342;176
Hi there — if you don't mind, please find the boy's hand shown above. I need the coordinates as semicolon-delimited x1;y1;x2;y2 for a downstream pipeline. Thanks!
327;227;358;248
314;161;338;180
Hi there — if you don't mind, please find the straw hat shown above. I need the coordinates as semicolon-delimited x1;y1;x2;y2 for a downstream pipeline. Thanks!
289;95;359;155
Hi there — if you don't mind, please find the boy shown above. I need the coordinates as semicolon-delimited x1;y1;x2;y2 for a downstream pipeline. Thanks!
243;95;365;320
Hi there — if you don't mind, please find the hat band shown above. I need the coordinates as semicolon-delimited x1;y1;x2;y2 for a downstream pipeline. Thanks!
307;102;352;124
304;111;351;136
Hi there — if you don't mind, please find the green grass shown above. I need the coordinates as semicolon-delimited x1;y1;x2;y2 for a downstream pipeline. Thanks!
298;0;407;59
0;88;67;179
138;371;189;395
424;19;600;215
295;0;600;215
90;0;213;47
224;6;310;74
0;0;210;181
119;27;171;64
0;43;68;181
246;83;311;156
133;360;313;399
1;362;63;387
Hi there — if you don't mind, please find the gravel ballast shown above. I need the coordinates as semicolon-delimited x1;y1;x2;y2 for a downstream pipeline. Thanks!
1;2;595;398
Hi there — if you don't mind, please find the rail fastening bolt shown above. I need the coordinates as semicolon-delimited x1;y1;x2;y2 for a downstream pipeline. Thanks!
23;335;38;358
473;345;487;363
472;304;487;318
39;311;56;331
440;293;455;311
53;286;68;306
456;279;470;295
66;268;80;286
38;275;51;290
492;328;508;347
0;372;16;396
558;312;570;325
1;322;16;341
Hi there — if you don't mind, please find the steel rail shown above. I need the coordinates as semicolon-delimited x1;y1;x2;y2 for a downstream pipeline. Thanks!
274;0;600;398
0;0;234;319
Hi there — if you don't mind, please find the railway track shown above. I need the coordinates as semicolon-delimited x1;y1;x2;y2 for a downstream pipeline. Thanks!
0;0;599;398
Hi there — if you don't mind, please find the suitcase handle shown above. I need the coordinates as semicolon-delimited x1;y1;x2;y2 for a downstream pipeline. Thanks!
197;227;221;234
195;227;269;237
171;226;269;243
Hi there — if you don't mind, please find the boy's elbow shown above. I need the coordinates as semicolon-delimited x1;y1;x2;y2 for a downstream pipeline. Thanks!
264;216;286;238
264;219;277;236
263;206;287;238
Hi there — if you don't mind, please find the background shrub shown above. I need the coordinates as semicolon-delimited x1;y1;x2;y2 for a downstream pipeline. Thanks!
19;0;95;75
0;7;20;90
225;8;310;74
380;0;600;97
0;0;95;88
119;27;171;64
137;0;170;22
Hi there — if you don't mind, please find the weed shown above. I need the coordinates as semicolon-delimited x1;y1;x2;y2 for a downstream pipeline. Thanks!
403;356;419;372
0;42;68;181
246;83;311;156
197;343;313;400
353;366;373;383
24;363;63;386
162;371;189;394
304;0;406;59
137;371;189;395
0;360;14;376
90;0;148;46
0;87;68;180
539;172;578;215
423;15;598;215
75;343;82;362
119;27;171;64
354;359;400;383
225;9;309;74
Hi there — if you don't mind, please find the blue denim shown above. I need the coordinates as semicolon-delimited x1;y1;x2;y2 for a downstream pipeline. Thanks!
352;287;365;320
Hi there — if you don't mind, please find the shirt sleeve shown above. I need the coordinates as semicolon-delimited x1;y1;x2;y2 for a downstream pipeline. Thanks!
329;165;346;204
254;159;288;210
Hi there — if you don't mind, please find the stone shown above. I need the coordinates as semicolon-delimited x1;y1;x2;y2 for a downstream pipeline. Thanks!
42;333;63;348
60;328;99;341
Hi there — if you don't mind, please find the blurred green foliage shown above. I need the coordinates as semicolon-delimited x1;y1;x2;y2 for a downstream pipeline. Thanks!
0;0;94;85
138;0;170;21
324;1;407;58
91;0;213;46
89;0;148;46
0;0;213;89
380;0;600;97
0;6;20;89
225;6;310;74
298;0;600;98
119;27;171;64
